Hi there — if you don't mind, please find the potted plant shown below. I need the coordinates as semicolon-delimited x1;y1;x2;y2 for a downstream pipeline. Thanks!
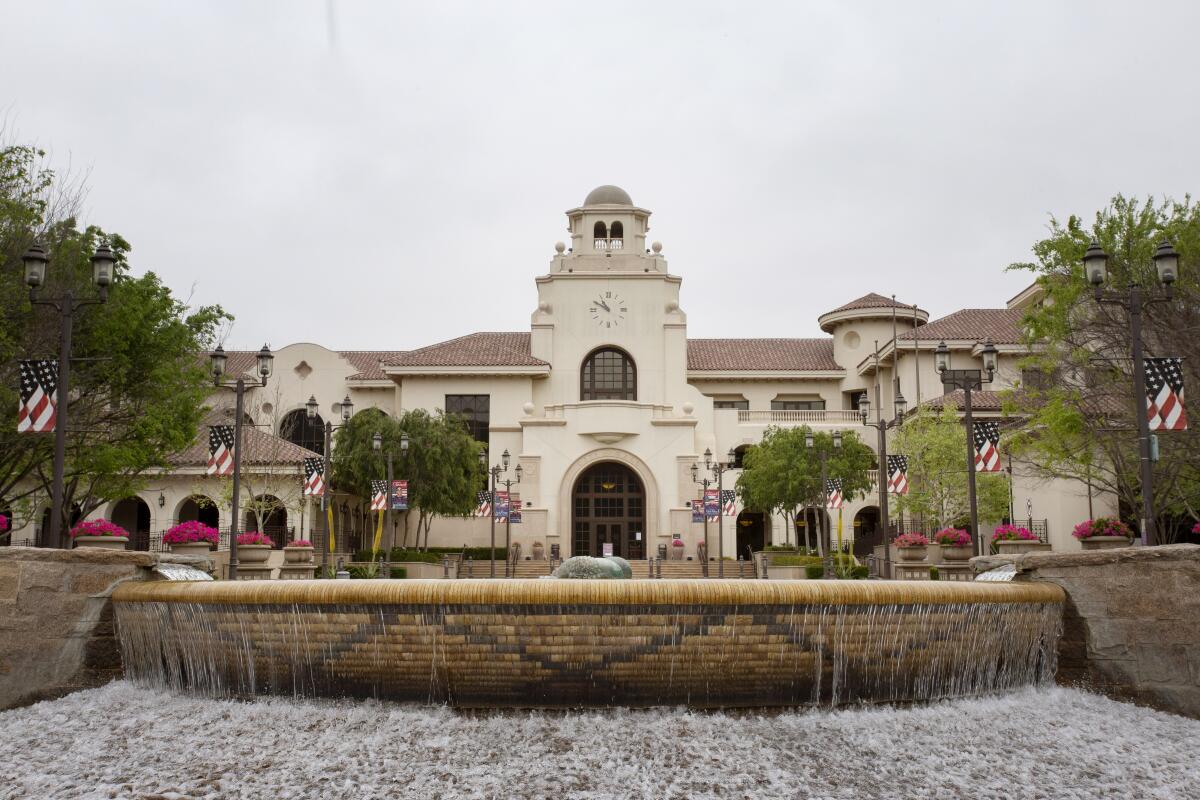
283;538;314;564
669;537;685;560
163;520;219;556
532;541;545;560
1072;518;1134;550
893;532;929;562
237;531;274;563
69;519;130;550
992;524;1041;555
933;528;972;561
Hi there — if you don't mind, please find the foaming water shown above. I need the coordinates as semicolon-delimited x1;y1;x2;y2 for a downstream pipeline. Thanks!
114;579;1063;709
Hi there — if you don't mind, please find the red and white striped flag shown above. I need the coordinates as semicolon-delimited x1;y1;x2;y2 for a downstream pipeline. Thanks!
887;455;909;495
207;425;235;476
1145;357;1187;431
721;489;737;516
17;360;57;433
303;457;325;496
973;421;1002;472
475;490;492;517
826;479;844;509
370;480;387;511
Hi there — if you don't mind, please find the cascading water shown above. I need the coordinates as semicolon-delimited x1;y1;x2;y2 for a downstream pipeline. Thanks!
113;579;1063;709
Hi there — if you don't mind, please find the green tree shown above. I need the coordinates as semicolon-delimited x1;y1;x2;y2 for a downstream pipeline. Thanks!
735;426;875;555
1006;195;1200;540
0;141;229;530
331;407;484;550
891;407;1010;533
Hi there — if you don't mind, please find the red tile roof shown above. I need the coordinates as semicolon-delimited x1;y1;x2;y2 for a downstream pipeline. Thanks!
384;333;548;368
339;351;407;380
169;410;321;468
897;308;1024;345
920;390;1007;412
825;293;920;315
686;338;840;371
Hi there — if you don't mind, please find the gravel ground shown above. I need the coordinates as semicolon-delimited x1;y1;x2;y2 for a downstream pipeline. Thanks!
1;682;1197;799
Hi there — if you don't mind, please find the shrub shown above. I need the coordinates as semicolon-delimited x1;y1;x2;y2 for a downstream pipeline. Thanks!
237;532;274;546
805;564;825;579
287;539;314;548
992;524;1036;542
389;567;406;579
929;566;940;581
764;544;800;552
1071;518;1133;540
933;528;971;547
893;532;929;547
772;554;857;567
850;565;869;579
163;520;219;546
69;520;129;539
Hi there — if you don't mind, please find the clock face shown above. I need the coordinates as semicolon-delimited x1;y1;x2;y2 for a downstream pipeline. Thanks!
589;291;627;328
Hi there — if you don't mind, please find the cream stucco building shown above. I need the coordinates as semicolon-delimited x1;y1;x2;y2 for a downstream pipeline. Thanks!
5;186;1115;560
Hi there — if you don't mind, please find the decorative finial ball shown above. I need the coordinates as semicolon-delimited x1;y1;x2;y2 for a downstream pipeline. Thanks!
682;401;695;415
522;402;535;415
651;241;662;254
538;301;550;312
554;241;566;254
666;301;679;312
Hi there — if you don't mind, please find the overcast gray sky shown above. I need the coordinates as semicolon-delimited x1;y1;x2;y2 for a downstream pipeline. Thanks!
5;1;1198;350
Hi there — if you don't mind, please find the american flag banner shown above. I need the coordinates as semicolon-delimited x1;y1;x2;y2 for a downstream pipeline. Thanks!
887;455;909;495
721;489;737;516
973;421;1002;472
1145;357;1187;431
207;425;235;476
475;490;492;517
826;479;844;509
303;457;325;496
370;480;388;511
17;360;57;433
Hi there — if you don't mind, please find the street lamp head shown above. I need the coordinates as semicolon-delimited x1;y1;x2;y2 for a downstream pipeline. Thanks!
859;393;871;424
1154;239;1178;286
256;344;274;385
501;449;511;471
478;449;487;467
400;432;410;455
372;431;382;451
804;430;814;449
833;430;842;449
981;339;998;380
1083;240;1109;287
341;395;354;421
515;464;523;482
690;462;699;482
895;392;908;419
22;242;48;289
727;448;736;466
305;395;319;420
90;242;115;289
209;345;227;382
935;341;950;374
703;448;713;469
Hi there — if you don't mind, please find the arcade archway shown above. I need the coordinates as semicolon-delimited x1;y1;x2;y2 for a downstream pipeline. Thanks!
571;462;645;559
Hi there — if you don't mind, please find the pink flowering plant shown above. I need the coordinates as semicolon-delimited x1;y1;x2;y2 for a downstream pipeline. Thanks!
1191;521;1200;536
934;527;971;547
69;519;129;539
993;524;1036;542
671;538;685;546
286;539;313;548
893;532;930;547
163;520;219;546
0;513;8;531
1071;518;1133;540
236;532;274;546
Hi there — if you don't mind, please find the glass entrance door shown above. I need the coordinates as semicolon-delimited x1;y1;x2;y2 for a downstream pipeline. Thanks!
571;463;645;558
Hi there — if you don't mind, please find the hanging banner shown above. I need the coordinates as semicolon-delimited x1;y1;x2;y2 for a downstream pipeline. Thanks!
508;492;522;523
704;488;720;520
691;497;704;523
494;490;510;521
391;479;408;511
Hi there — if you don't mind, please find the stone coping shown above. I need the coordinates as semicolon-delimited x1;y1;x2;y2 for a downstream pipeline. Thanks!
113;578;1064;606
0;545;208;569
972;543;1200;574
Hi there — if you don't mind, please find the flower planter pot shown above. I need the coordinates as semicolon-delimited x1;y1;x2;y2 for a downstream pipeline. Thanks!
669;545;685;560
283;546;314;564
995;540;1042;555
1080;536;1132;551
940;546;973;562
238;544;272;563
169;542;213;557
531;542;545;561
74;536;128;550
897;545;927;562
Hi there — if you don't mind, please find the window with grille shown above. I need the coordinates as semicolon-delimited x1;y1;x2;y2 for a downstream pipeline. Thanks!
581;348;636;401
445;395;490;443
771;399;825;411
280;409;324;454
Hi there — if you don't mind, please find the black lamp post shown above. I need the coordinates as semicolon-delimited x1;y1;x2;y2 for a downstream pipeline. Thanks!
373;430;410;553
23;241;113;548
486;449;512;577
1085;239;1177;546
860;342;908;547
806;429;842;576
306;393;353;573
690;458;714;577
497;459;523;577
705;448;736;578
935;337;998;557
210;343;274;579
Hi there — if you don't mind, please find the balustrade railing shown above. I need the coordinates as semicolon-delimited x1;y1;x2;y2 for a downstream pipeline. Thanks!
737;409;862;424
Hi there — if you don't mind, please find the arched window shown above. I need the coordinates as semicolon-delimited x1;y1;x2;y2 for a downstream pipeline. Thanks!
593;221;608;250
581;347;636;401
280;408;324;454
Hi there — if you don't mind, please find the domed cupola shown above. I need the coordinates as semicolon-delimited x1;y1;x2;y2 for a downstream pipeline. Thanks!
583;185;634;206
555;185;661;273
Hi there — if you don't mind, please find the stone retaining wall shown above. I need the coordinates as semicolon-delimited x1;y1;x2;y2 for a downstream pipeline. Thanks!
0;547;205;710
974;543;1200;718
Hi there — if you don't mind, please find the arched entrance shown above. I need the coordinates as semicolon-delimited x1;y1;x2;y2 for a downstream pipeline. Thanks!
245;496;287;548
572;462;645;559
178;495;220;529
735;511;767;559
852;506;881;559
111;497;152;550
